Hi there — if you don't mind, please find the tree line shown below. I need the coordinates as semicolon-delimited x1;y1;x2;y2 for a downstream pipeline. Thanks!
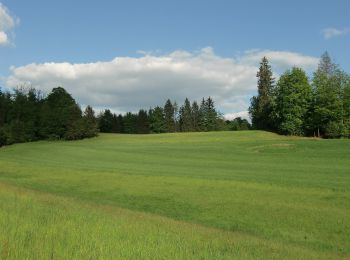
249;52;350;138
0;86;251;147
0;87;98;146
97;97;250;134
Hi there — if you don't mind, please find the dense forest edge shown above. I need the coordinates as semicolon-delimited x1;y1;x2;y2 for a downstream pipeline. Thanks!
0;51;349;147
0;87;250;147
250;52;350;138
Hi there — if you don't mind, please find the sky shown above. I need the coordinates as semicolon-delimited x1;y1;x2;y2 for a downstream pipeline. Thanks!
0;0;349;119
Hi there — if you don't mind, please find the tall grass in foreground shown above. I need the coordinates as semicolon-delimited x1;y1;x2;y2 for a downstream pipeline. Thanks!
0;183;343;259
0;131;349;259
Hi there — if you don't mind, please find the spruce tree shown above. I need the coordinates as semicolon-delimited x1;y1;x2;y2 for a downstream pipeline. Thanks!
205;97;218;131
82;105;98;137
198;98;207;131
191;101;200;131
149;106;164;133
249;57;275;131
180;98;193;132
137;109;150;134
163;99;175;132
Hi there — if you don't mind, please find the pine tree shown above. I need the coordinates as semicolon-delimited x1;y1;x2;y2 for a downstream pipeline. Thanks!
191;101;200;131
249;57;275;131
82;105;98;137
180;98;193;132
163;99;175;132
137;109;150;134
198;98;207;131
40;87;82;139
149;106;164;133
205;97;218;131
123;112;137;134
98;109;114;133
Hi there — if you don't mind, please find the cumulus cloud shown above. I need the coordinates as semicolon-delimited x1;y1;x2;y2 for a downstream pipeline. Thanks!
224;111;250;121
322;27;349;40
0;3;18;45
6;48;319;119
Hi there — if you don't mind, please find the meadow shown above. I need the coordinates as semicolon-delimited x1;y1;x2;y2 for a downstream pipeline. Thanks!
0;131;349;259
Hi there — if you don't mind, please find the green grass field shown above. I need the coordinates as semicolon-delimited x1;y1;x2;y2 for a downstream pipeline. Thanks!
0;131;349;259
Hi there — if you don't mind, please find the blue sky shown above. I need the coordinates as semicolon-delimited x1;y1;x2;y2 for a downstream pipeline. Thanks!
0;0;349;118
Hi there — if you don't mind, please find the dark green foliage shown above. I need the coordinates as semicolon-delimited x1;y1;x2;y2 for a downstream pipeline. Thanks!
149;106;165;133
275;68;312;135
249;52;350;139
0;86;97;147
40;87;82;139
123;112;138;134
137;109;150;134
82;106;99;138
249;57;275;131
205;97;218;131
164;99;175;132
344;81;350;137
179;98;193;132
0;127;6;147
311;53;347;138
98;109;114;133
191;101;200;131
227;117;251;131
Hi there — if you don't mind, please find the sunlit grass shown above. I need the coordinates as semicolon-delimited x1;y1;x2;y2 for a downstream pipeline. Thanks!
0;131;349;258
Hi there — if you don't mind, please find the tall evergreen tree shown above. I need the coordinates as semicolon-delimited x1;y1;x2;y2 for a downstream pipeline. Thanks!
198;98;207;131
40;87;82;139
275;67;312;135
249;57;275;130
191;101;200;131
163;99;175;132
312;52;345;137
180;98;193;132
205;97;218;131
173;101;179;132
136;109;150;134
149;106;164;133
123;112;137;134
82;105;98;137
98;109;114;133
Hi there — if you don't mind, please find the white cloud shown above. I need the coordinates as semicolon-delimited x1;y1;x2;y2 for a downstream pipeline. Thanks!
224;111;250;121
6;48;319;115
0;3;18;45
322;27;349;40
241;50;319;72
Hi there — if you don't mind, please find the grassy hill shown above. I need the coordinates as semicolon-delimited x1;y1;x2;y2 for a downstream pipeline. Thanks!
0;131;349;259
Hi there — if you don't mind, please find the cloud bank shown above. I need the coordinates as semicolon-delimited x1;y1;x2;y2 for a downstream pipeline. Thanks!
322;27;349;39
0;3;18;46
6;48;319;120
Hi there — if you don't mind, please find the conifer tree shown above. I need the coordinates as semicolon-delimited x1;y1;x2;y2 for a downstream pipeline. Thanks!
191;101;200;131
83;105;98;137
249;57;275;131
180;98;193;132
137;109;150;134
164;99;175;132
149;106;164;133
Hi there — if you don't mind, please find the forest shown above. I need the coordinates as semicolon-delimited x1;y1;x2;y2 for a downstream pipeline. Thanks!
0;86;250;146
250;52;350;138
1;52;349;147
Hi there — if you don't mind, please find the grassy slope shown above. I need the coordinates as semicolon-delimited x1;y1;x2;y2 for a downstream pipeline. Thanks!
0;131;349;258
